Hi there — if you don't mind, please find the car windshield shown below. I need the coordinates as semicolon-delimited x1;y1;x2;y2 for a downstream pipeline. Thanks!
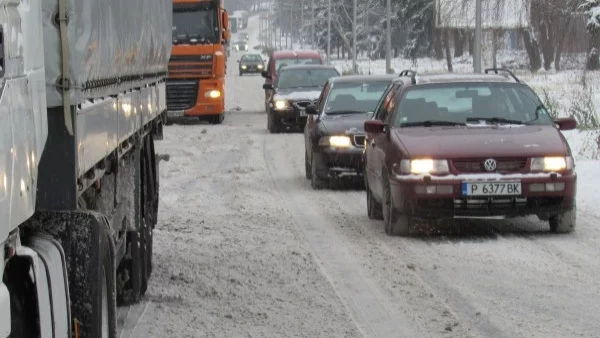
275;68;340;89
173;3;218;44
275;58;322;74
242;55;262;62
392;83;553;127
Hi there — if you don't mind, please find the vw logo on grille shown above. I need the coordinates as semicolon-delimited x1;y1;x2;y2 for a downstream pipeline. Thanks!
483;158;497;172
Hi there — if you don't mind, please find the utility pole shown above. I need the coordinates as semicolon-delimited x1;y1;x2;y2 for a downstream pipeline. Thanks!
310;0;314;48
352;0;357;73
474;0;482;73
327;0;331;64
385;0;392;74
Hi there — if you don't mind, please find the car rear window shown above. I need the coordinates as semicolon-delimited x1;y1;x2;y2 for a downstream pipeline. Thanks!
392;83;553;126
275;58;322;74
275;68;339;89
324;81;390;113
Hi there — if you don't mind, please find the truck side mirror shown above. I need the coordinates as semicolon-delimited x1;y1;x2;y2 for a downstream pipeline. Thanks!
222;11;229;42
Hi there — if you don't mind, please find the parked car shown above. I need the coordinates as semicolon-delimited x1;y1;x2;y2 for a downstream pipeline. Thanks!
262;50;323;111
263;64;340;133
240;32;249;41
304;75;396;189
238;53;265;76
233;40;248;52
363;69;578;236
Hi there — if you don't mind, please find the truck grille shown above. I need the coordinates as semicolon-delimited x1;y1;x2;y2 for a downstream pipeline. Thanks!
353;135;366;147
452;158;527;173
166;81;198;111
292;100;317;110
168;62;213;77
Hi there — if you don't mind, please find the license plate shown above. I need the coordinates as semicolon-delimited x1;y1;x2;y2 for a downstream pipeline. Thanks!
168;110;184;117
299;109;306;117
461;182;521;196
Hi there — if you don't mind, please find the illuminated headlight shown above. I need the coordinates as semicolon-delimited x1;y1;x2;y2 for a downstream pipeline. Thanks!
205;90;221;99
235;46;239;51
257;64;264;69
319;136;352;148
241;65;247;69
400;159;449;175
530;156;573;172
273;100;288;110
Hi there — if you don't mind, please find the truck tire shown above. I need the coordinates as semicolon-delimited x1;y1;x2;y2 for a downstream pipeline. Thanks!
29;211;117;338
116;230;142;305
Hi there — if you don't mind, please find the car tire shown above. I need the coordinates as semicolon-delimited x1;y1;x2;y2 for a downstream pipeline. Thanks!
311;154;328;190
366;178;383;220
383;176;411;236
267;111;280;133
549;203;576;233
305;150;312;179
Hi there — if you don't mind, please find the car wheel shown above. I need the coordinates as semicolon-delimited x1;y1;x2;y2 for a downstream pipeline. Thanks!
383;175;411;236
366;178;383;220
305;150;312;179
549;203;576;233
267;111;280;133
310;154;328;190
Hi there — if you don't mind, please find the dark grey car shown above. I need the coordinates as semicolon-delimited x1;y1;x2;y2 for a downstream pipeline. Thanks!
238;54;265;76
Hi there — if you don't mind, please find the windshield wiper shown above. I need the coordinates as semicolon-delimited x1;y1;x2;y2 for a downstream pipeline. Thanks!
466;117;526;125
401;120;466;127
326;110;366;115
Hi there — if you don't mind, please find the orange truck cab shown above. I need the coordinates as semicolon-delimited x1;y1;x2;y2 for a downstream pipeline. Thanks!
261;50;323;111
168;0;230;124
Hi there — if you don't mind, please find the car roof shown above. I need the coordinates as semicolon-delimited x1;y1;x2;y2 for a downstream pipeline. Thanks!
278;64;337;71
330;74;397;83
391;71;519;86
271;50;321;58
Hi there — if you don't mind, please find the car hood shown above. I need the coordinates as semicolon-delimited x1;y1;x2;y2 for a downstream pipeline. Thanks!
394;125;570;158
274;88;322;101
320;114;370;135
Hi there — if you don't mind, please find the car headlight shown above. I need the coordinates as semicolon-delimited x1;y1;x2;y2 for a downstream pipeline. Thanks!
531;156;573;172
400;159;449;175
273;100;288;110
205;90;221;99
257;64;264;69
319;136;352;148
241;65;247;69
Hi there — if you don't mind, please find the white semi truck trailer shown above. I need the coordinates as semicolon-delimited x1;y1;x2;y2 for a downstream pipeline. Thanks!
0;0;172;336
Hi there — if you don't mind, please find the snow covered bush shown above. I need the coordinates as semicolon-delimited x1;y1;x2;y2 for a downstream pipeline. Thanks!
581;0;600;34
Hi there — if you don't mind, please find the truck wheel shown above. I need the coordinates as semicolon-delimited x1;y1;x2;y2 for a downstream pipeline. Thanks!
116;231;142;305
209;114;224;125
549;203;576;233
383;176;411;236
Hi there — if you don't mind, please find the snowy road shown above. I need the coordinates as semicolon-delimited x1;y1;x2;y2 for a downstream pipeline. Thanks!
117;15;600;338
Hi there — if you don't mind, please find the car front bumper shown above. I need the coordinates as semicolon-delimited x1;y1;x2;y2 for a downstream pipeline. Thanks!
270;108;308;127
240;66;263;73
389;172;576;219
313;147;364;178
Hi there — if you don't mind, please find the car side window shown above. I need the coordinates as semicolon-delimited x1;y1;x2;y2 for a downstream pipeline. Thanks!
374;84;398;122
384;86;402;124
317;82;330;113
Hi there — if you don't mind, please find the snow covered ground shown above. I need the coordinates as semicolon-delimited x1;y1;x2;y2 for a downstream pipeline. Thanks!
118;14;600;338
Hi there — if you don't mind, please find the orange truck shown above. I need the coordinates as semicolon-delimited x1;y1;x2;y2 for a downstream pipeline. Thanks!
168;0;230;124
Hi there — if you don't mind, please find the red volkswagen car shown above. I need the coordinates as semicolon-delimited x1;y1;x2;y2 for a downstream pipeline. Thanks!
364;69;577;236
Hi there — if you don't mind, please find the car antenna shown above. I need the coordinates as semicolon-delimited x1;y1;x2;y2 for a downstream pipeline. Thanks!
399;69;417;85
484;68;521;83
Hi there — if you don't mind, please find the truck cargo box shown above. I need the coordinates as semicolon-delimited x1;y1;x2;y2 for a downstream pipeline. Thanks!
42;0;172;107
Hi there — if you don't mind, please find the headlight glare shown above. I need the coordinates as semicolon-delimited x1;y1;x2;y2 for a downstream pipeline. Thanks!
319;136;352;147
274;100;287;110
205;90;221;99
241;65;247;69
257;64;264;69
400;159;449;174
531;156;572;172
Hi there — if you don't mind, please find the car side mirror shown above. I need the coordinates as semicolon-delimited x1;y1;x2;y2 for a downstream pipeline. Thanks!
554;117;577;131
263;83;274;90
364;120;386;134
306;104;318;115
261;70;268;78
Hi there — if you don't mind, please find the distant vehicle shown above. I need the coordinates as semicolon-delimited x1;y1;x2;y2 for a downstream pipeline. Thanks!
240;32;249;41
229;16;238;33
234;10;249;28
233;40;248;52
262;64;340;133
304;75;396;189
262;50;324;111
238;53;265;76
363;69;578;236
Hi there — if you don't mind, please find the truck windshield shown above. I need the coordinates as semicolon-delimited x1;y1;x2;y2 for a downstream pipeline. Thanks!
173;3;218;44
